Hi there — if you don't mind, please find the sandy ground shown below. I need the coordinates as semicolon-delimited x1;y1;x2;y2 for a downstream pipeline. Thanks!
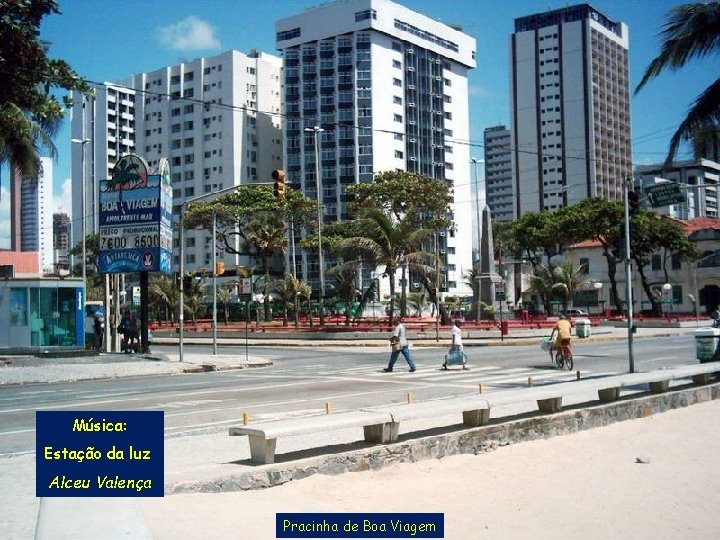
141;400;720;540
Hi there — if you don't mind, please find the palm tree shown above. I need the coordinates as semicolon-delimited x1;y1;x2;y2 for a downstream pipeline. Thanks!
529;261;593;314
327;263;361;325
407;291;429;317
550;260;595;312
242;213;287;321
635;2;720;166
272;275;298;327
0;104;58;178
334;208;434;326
183;279;206;325
216;285;235;325
149;275;179;323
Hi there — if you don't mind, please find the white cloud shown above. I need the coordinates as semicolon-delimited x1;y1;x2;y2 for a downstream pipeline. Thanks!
156;16;221;51
53;177;73;217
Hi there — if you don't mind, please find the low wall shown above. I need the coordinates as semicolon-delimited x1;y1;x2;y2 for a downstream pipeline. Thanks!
167;382;720;494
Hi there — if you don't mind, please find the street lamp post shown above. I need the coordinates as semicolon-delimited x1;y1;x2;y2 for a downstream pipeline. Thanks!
71;138;91;287
662;283;672;321
212;209;217;356
623;177;635;373
471;158;483;324
593;281;603;317
305;126;326;327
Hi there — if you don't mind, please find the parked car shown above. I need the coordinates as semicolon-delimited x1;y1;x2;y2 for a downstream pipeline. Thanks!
562;309;588;318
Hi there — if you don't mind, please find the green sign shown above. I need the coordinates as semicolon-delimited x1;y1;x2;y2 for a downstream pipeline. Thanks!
645;183;686;208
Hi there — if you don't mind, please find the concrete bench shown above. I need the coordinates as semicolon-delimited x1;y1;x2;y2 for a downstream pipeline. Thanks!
229;409;394;464
374;396;491;443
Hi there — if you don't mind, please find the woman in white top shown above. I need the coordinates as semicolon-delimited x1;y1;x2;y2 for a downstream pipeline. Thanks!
443;319;468;370
451;319;463;351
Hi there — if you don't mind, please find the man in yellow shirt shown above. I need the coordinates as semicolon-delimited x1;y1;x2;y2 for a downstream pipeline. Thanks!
550;313;573;350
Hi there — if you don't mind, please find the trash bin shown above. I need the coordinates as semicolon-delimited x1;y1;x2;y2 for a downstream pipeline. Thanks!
575;318;591;338
695;327;720;363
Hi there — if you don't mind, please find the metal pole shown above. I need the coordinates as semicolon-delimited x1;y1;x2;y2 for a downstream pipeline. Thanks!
472;158;482;325
212;209;218;356
693;264;699;327
315;127;325;327
624;179;635;373
179;210;184;362
140;271;149;353
290;216;296;279
435;232;440;342
104;274;110;352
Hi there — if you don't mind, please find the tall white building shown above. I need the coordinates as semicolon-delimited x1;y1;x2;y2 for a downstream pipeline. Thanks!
19;157;54;273
276;0;476;295
511;4;632;216
483;125;514;222
72;49;283;273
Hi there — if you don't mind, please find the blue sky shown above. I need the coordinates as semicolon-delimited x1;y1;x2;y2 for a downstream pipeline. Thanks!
2;0;719;247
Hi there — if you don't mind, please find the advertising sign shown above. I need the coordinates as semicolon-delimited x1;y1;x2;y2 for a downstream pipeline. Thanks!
98;156;173;274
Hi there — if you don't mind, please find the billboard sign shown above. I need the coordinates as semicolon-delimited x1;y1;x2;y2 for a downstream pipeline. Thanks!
98;156;173;274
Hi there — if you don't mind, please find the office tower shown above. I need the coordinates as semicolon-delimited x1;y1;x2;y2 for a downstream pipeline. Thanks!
635;159;719;219
10;157;53;273
71;49;282;273
53;212;71;272
483;125;514;222
511;4;631;216
276;0;476;294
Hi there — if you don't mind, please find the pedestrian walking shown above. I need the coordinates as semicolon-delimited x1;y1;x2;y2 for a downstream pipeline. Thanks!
93;312;104;350
384;317;417;372
443;319;468;370
119;311;131;352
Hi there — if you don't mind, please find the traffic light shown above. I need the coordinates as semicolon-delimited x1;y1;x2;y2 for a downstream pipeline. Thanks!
215;261;225;276
272;169;286;199
628;190;640;215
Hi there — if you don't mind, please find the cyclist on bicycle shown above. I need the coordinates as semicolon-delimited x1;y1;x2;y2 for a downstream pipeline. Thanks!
549;313;573;354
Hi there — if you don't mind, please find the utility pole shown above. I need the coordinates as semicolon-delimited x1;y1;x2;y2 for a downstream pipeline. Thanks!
624;178;635;373
305;126;326;326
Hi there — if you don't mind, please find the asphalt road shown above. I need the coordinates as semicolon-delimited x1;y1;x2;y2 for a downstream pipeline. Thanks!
0;335;697;457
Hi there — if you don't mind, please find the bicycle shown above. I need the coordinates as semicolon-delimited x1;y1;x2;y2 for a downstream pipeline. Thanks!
552;341;574;371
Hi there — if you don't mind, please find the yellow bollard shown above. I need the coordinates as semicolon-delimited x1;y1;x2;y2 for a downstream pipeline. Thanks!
325;402;332;414
478;383;483;394
527;377;533;387
242;412;250;425
407;392;414;404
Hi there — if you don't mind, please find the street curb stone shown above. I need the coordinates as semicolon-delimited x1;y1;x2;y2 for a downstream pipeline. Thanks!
165;382;720;494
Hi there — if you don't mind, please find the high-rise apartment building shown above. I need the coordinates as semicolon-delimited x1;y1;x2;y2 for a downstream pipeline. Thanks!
510;4;631;216
483;125;514;222
72;49;282;273
276;0;476;295
11;157;54;273
53;212;71;272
